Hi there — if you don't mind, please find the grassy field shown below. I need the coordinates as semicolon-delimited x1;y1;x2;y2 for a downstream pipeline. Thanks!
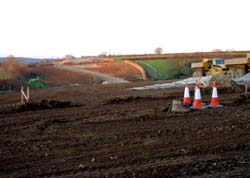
135;59;191;80
135;60;167;80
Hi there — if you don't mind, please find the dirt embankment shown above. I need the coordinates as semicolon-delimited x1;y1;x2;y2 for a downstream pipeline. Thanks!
0;82;250;177
123;60;147;80
86;61;144;81
26;60;144;87
26;65;103;86
54;64;130;84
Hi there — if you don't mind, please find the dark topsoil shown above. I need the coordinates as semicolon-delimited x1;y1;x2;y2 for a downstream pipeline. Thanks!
0;81;250;178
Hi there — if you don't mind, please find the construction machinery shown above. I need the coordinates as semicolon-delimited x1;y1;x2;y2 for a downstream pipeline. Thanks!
191;54;250;78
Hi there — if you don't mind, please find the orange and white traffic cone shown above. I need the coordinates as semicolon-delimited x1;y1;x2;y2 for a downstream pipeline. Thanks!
183;81;191;105
208;81;223;108
191;82;207;110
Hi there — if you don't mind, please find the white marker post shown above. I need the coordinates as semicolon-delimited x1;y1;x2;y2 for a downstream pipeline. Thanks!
21;86;30;104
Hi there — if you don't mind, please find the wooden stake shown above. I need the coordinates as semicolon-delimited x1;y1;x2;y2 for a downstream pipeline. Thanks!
21;86;30;104
21;86;23;103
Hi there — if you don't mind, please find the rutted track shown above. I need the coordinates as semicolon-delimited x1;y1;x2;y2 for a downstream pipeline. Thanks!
1;83;250;177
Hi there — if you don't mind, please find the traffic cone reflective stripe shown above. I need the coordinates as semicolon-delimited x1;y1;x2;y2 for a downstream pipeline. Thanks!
193;82;202;108
183;81;191;104
210;81;219;106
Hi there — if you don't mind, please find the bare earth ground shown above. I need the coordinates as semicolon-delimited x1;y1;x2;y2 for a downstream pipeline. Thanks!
27;66;102;86
54;64;130;84
86;61;144;81
27;61;143;87
1;82;250;178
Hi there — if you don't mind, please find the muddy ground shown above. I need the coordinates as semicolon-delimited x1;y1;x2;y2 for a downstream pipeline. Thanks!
1;82;250;178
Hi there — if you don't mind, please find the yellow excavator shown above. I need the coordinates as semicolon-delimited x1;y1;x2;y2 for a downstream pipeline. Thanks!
191;54;250;78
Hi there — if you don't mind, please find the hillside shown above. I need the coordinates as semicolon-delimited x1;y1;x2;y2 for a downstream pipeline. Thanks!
112;51;250;61
0;57;54;64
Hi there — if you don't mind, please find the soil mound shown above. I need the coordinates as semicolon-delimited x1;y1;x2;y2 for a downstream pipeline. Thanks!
209;75;232;88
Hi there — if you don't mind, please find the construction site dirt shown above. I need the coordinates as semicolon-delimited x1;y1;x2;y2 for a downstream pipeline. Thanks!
1;82;250;178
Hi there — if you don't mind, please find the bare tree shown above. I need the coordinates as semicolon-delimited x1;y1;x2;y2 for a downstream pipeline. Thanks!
64;54;75;59
99;52;107;57
154;47;163;54
212;49;223;52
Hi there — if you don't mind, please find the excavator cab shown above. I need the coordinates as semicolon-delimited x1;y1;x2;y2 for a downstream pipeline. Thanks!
206;58;228;76
212;58;224;65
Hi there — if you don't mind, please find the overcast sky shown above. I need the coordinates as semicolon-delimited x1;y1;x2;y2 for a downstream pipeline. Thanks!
0;0;249;58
